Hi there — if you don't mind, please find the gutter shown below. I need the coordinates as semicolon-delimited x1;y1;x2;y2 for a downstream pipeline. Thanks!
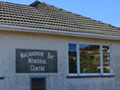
0;24;120;40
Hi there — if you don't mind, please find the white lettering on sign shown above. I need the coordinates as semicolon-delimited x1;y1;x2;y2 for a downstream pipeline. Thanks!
20;51;44;59
48;52;54;60
30;65;45;72
28;58;47;64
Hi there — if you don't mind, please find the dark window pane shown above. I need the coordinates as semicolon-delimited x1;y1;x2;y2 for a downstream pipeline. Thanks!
69;51;77;73
31;78;45;90
69;43;76;51
103;46;110;73
80;44;100;73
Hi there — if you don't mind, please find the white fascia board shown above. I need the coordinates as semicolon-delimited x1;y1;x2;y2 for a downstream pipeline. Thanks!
0;24;120;40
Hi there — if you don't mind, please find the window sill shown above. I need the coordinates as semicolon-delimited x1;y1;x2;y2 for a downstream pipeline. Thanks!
66;75;115;78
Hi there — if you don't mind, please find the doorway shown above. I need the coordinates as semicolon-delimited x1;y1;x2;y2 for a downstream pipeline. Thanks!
30;76;46;90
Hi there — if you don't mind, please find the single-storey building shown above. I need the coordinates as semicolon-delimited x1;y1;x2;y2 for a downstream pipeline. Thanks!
0;1;120;90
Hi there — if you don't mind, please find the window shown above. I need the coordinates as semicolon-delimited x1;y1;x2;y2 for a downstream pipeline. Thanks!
68;44;77;73
80;44;100;73
103;46;110;73
31;77;46;90
68;43;112;76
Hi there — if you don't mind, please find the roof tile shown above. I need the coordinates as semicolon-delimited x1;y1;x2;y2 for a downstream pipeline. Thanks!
0;1;120;36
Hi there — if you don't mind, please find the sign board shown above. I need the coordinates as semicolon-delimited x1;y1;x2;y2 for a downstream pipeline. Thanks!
16;49;57;73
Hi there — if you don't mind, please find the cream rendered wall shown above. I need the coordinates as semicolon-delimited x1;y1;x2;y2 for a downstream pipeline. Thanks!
0;31;119;90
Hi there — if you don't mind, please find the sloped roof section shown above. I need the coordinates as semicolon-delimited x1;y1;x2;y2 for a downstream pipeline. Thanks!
0;1;120;36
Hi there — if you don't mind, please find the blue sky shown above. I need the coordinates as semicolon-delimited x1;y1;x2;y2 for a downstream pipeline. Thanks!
1;0;120;27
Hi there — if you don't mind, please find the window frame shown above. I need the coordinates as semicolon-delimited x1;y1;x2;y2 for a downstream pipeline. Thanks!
68;42;113;76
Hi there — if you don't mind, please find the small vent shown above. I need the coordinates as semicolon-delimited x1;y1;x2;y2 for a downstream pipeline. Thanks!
31;78;46;90
29;0;41;7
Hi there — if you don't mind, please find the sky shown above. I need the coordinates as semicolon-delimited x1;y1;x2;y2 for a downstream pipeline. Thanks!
1;0;120;27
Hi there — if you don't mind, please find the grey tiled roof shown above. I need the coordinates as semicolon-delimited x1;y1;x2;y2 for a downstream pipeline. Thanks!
0;1;120;36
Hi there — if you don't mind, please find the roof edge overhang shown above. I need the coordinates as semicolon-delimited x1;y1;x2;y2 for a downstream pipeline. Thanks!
0;24;120;40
